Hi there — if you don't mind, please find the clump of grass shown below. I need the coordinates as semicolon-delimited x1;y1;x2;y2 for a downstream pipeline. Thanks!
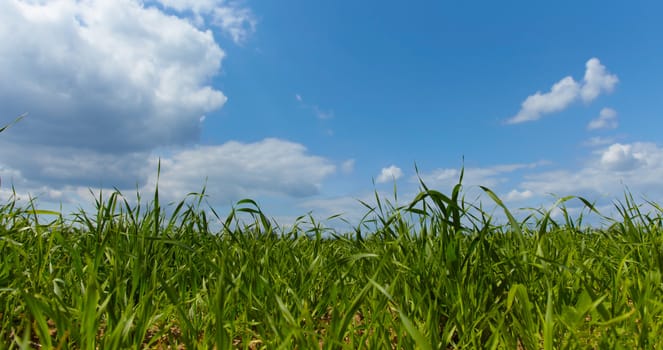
2;174;663;349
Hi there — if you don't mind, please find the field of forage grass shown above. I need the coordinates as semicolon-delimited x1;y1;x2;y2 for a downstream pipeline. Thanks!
2;179;663;349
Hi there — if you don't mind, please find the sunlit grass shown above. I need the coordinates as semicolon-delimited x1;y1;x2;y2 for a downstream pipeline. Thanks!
1;174;663;349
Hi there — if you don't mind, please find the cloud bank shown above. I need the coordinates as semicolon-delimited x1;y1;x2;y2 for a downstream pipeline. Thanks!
146;139;336;203
0;0;340;208
516;142;662;200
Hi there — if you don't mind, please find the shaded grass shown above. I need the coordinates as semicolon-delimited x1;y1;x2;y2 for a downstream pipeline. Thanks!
1;180;663;349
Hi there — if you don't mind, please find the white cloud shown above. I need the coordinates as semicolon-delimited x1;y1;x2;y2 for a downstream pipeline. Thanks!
507;76;580;124
0;1;340;213
0;1;357;228
211;5;257;44
413;163;548;212
145;138;336;203
507;58;618;124
341;159;355;174
416;162;542;190
0;138;336;209
299;195;368;221
0;142;151;189
150;0;218;12
409;145;663;223
295;94;303;102
504;189;534;202
298;190;406;229
580;58;619;102
0;0;263;201
298;142;663;226
377;165;403;183
0;0;226;153
521;142;663;197
587;107;618;130
0;165;27;194
152;0;256;43
600;143;644;171
0;161;97;207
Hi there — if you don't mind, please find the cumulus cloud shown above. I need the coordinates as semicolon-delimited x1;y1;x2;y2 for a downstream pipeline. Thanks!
599;143;645;171
587;107;618;130
0;143;151;189
0;138;337;210
581;58;619;102
507;58;618;124
151;0;256;43
413;163;548;211
145;138;336;203
298;142;663;226
211;5;257;44
411;143;663;221
0;0;271;205
0;160;101;207
0;1;341;213
376;165;403;183
507;77;580;124
0;0;227;153
521;142;663;197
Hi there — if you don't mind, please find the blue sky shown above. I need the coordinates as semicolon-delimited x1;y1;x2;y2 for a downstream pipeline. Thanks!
0;0;662;226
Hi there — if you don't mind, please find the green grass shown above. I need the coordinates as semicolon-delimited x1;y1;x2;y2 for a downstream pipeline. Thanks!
1;177;663;349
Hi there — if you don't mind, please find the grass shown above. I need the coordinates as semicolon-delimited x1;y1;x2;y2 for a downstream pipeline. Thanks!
2;177;663;350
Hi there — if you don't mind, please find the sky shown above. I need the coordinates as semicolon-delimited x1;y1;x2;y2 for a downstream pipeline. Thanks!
0;0;662;227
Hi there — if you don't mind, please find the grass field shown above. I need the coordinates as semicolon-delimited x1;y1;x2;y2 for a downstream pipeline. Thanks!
1;175;663;349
